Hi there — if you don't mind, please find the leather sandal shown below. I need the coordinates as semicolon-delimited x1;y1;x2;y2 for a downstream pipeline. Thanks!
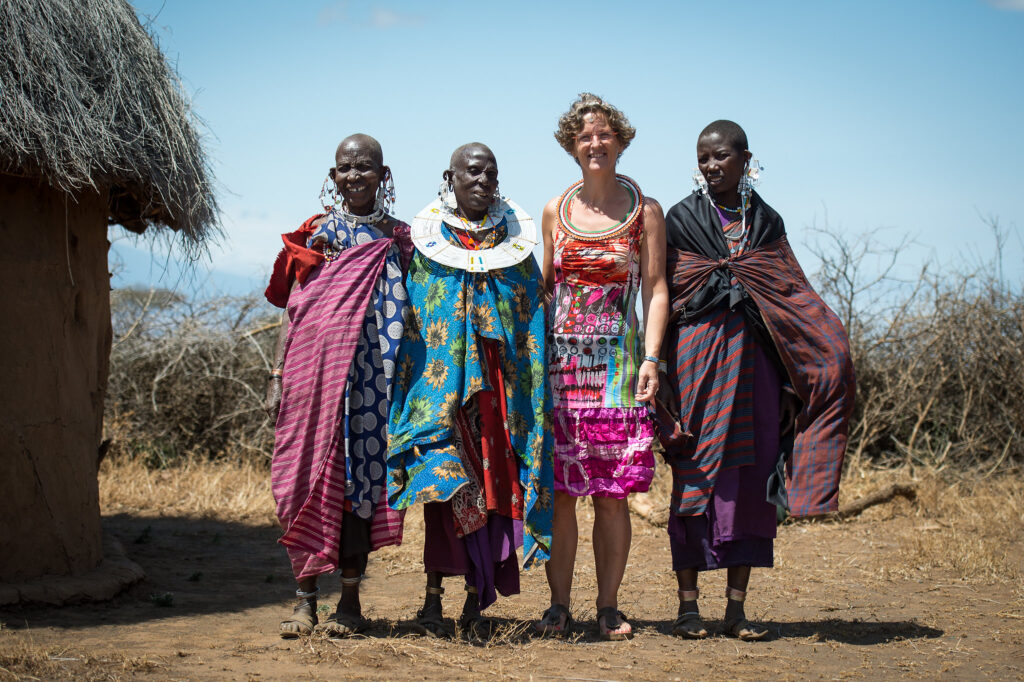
723;586;768;641
534;603;573;637
458;585;496;639
315;576;368;638
672;588;707;639
280;588;319;639
411;585;448;638
596;606;632;641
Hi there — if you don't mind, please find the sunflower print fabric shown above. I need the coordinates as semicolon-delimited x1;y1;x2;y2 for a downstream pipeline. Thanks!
388;252;553;568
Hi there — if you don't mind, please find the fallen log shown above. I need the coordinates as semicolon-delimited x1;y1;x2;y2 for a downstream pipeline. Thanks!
834;482;917;519
628;494;669;528
630;482;919;527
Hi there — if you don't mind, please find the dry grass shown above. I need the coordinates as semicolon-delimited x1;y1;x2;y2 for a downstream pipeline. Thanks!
97;454;1022;590
905;470;1024;583
99;455;274;524
799;462;1024;587
0;631;164;681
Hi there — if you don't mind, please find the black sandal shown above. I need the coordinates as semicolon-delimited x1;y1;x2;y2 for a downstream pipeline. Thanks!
410;585;448;638
534;604;573;636
724;586;768;641
672;588;707;639
458;585;496;639
596;606;632;641
315;577;368;637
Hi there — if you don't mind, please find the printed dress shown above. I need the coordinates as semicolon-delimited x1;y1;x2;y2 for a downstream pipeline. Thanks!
548;175;655;498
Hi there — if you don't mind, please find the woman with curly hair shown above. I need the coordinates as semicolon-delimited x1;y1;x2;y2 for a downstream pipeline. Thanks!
535;93;668;640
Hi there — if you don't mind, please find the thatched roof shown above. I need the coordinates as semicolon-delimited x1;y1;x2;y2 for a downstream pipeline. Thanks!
0;0;217;242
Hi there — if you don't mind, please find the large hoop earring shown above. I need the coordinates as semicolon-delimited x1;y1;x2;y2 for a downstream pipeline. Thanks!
692;169;708;196
438;180;457;213
319;174;340;212
737;158;762;204
376;168;396;215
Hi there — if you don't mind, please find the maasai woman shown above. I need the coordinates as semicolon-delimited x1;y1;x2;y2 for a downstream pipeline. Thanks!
388;143;553;638
659;120;854;640
535;93;669;640
265;134;413;638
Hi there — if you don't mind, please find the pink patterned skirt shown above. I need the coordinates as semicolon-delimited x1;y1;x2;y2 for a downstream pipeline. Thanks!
552;406;655;498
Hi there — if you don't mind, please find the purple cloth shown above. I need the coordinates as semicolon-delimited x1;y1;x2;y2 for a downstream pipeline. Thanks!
423;502;522;611
668;341;779;571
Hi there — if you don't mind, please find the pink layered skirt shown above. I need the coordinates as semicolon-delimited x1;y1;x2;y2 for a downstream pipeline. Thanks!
552;406;654;498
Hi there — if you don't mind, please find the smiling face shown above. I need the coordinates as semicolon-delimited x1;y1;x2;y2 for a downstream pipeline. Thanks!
332;137;386;215
447;144;498;221
573;112;621;172
696;132;751;203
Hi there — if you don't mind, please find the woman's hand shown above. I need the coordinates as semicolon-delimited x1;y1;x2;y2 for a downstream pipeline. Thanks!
265;376;283;422
779;388;801;436
635;359;659;403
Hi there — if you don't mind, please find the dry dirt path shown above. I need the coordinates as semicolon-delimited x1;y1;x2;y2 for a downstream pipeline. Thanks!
2;500;1023;680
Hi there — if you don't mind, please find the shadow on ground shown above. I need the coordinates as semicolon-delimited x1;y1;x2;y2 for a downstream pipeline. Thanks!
623;617;943;645
0;513;291;629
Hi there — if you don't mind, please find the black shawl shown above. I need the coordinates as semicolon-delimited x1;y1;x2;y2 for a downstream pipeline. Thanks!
663;190;787;374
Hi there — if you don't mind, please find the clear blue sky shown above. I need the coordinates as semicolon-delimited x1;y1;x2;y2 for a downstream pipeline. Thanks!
114;0;1024;296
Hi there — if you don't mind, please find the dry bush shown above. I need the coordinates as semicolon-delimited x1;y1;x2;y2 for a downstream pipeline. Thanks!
103;219;1022;482
104;286;280;466
810;220;1023;471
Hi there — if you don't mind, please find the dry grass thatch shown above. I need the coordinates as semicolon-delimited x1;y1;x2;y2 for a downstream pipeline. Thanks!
0;0;217;242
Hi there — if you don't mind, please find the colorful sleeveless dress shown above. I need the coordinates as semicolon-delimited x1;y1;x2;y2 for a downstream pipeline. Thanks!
548;175;655;498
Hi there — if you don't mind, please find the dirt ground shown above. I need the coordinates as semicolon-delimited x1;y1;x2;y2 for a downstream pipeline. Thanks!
2;467;1023;681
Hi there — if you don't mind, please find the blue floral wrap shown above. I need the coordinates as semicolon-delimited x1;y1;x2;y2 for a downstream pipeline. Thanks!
388;252;553;568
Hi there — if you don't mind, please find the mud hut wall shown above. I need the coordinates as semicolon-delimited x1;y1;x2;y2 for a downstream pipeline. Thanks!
0;173;111;582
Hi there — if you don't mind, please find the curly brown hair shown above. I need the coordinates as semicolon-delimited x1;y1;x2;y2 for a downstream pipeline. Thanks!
554;92;636;157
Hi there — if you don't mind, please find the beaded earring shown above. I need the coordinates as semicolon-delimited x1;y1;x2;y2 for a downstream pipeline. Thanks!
320;173;340;212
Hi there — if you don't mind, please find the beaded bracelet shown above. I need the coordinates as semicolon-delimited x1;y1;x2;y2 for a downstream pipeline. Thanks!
642;355;659;365
269;369;283;380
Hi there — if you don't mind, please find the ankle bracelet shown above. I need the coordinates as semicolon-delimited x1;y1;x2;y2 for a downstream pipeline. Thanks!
725;586;747;602
678;587;699;602
295;587;319;599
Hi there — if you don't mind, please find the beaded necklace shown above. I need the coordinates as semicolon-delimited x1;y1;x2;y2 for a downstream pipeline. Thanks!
321;208;386;262
456;211;496;232
713;200;744;215
556;175;643;242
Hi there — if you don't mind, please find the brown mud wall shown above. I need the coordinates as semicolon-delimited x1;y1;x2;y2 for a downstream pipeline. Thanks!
0;173;111;582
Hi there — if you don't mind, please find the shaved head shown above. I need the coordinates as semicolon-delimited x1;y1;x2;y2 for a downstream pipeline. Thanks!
449;142;495;172
337;133;383;167
698;120;748;153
